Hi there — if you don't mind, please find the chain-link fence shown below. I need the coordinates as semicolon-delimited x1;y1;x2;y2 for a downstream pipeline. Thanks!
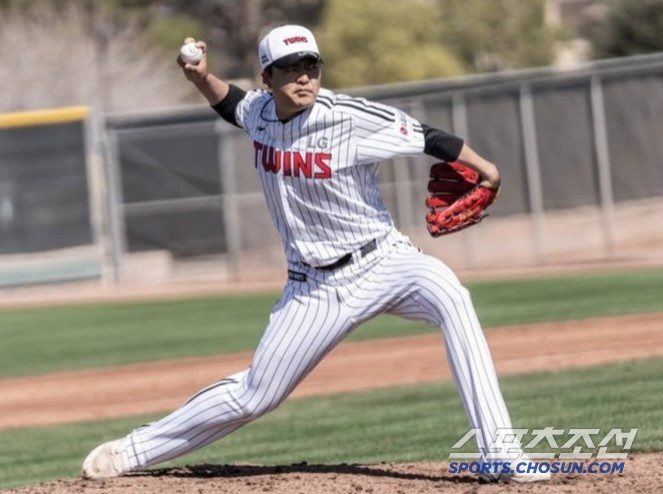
2;53;663;287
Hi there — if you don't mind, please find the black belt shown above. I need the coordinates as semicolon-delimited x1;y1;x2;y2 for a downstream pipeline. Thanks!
305;238;378;271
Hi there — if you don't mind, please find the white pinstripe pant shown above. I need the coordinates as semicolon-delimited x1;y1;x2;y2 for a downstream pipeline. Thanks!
126;233;519;469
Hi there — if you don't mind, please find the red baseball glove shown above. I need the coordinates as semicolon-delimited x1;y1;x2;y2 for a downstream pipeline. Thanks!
425;161;499;236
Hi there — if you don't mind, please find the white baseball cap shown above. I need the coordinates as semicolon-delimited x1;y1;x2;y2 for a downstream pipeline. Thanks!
258;25;322;70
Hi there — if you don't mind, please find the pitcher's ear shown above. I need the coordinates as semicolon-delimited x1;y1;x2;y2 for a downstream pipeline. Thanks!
261;68;272;89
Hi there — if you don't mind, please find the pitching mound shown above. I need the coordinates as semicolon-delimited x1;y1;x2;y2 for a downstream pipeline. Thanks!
4;455;662;494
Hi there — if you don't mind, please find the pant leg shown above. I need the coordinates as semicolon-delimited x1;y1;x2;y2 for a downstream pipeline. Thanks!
382;246;521;465
125;278;357;469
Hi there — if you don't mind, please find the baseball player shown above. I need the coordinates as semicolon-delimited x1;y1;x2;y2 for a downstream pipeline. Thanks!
82;25;549;483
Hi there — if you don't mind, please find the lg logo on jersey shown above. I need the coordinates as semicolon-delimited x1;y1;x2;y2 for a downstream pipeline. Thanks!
254;141;332;179
308;136;329;149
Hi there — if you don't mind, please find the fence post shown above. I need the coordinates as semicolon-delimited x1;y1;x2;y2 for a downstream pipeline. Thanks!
217;123;242;282
590;75;617;258
519;84;548;263
83;108;108;283
100;128;126;284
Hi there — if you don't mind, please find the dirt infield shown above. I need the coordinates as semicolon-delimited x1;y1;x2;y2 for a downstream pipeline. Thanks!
1;312;662;429
2;312;663;493
5;455;663;493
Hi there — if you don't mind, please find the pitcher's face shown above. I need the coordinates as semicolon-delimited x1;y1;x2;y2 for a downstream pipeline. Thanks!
263;58;322;120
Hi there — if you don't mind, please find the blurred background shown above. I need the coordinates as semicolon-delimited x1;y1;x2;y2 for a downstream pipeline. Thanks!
0;0;662;297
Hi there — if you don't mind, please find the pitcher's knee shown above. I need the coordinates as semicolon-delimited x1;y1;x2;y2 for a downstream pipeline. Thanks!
235;389;285;422
455;284;472;303
438;281;472;308
423;283;475;327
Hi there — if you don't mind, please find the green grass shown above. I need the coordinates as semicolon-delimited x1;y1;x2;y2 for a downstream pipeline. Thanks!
0;294;279;377
468;268;663;325
1;357;662;490
1;268;662;377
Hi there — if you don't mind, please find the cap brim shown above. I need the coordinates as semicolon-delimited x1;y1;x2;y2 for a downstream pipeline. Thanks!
271;52;322;69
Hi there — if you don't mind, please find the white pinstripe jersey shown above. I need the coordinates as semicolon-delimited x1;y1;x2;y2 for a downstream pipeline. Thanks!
235;88;425;266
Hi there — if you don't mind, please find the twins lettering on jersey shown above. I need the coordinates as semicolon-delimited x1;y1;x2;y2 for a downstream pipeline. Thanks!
254;138;332;179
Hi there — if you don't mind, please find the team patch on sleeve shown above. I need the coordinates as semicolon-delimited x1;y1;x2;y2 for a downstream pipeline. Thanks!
396;110;414;137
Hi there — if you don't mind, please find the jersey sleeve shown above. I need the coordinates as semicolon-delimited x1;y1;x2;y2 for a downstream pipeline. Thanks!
234;89;270;132
335;96;425;164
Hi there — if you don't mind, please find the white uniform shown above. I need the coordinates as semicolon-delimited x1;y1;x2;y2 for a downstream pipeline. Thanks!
245;88;424;266
120;88;522;473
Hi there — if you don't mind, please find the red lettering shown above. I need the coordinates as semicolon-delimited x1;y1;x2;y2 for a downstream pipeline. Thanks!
262;145;275;172
283;151;291;176
253;141;263;168
273;149;281;174
253;140;331;179
314;152;332;179
283;36;307;46
293;151;312;178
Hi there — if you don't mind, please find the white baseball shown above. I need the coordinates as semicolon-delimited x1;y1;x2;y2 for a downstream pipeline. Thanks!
180;42;203;64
